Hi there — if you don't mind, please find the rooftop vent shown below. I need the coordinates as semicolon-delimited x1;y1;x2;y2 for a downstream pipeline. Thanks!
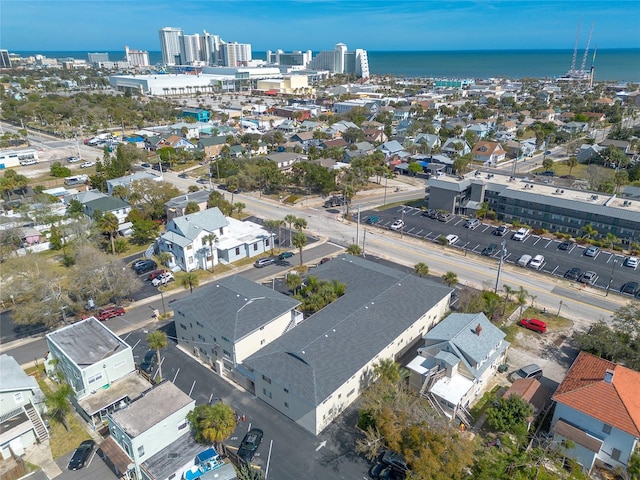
475;324;483;336
591;195;599;201
604;369;614;383
623;200;632;207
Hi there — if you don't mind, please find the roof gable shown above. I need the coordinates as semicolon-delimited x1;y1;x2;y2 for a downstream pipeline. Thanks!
168;207;228;239
553;351;640;436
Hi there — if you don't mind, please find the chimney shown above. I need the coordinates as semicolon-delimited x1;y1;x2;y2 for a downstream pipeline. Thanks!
475;324;482;336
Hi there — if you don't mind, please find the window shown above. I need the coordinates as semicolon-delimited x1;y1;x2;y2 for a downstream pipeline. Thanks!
138;445;145;457
253;243;258;251
602;424;612;434
263;388;272;399
262;375;271;384
235;247;240;255
221;336;229;342
178;419;187;430
611;448;621;461
87;372;103;385
266;239;270;247
13;392;23;404
114;360;126;369
223;349;231;359
260;339;265;345
284;402;289;408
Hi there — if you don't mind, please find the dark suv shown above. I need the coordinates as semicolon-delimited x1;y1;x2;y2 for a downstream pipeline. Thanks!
133;260;157;274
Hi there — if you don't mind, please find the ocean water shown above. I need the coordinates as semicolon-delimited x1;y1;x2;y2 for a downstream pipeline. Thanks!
13;49;640;82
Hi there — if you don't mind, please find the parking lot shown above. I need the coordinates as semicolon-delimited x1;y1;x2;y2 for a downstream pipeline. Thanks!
364;205;639;298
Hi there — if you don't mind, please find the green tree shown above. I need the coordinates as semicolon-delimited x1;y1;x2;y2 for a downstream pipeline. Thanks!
486;395;534;437
263;219;281;255
293;231;307;266
346;243;362;255
285;272;302;294
184;201;201;214
408;162;423;177
442;271;458;287
187;402;236;449
156;251;172;268
284;214;297;247
373;358;407;385
565;155;578;175
131;219;159;245
99;212;120;255
542;157;554;170
414;262;429;277
147;330;167;381
516;286;529;316
49;225;63;250
581;223;599;240
44;382;73;431
234;202;246;218
293;217;307;231
50;161;72;178
179;271;199;294
202;233;218;272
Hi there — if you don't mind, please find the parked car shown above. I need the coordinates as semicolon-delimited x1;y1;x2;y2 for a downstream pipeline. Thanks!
152;272;174;286
624;256;639;268
278;251;294;260
238;428;263;462
254;257;276;268
493;225;510;236
132;259;148;269
381;449;409;474
147;269;167;281
584;246;600;257
519;318;547;333
366;215;381;225
67;156;80;163
620;281;639;295
437;212;455;222
97;306;125;321
445;234;459;245
140;349;157;374
517;254;532;267
464;218;480;229
482;243;498;256
558;240;574;250
390;219;405;231
374;466;405;480
68;440;95;470
421;209;436;218
178;172;189;179
528;254;545;270
196;178;209;184
141;163;151;168
512;228;530;241
564;267;582;280
133;260;157;274
509;364;543;382
577;271;598;285
80;161;95;168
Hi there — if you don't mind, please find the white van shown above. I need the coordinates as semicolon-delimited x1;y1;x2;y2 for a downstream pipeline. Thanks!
517;254;532;267
20;159;38;166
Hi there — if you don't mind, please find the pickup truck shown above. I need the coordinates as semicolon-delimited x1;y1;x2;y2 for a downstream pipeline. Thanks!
513;228;530;241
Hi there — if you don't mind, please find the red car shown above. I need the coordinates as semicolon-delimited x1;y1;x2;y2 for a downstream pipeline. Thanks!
97;306;125;321
147;269;167;281
519;318;547;333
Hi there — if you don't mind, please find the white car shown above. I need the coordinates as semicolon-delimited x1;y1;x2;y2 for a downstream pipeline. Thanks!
624;256;639;268
68;156;80;163
151;272;174;287
528;254;545;270
390;219;405;231
445;234;459;245
80;161;95;168
512;228;530;241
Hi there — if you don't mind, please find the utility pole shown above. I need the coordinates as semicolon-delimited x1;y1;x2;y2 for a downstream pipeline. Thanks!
356;206;360;248
605;259;618;296
494;240;507;294
362;229;367;257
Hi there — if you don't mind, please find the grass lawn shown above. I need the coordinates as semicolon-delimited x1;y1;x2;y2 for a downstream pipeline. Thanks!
532;161;590;179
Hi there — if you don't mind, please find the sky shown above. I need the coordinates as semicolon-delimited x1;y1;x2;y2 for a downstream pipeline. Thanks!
2;0;639;52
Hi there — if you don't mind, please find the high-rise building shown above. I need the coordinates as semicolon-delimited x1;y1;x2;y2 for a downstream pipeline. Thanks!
309;43;369;79
159;27;184;65
220;42;252;67
88;52;109;64
181;33;202;65
266;49;312;67
0;50;11;69
125;46;150;67
200;31;222;66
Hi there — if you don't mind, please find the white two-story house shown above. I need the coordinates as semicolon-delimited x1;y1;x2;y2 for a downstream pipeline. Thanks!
551;352;640;475
407;312;509;427
0;354;48;459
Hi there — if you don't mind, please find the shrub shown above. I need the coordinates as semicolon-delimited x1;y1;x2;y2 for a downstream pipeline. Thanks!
485;210;497;220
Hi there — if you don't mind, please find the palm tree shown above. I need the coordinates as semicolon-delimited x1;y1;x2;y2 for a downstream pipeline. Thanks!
284;214;297;246
293;217;307;232
606;232;619;250
99;212;120;255
414;262;429;277
157;252;172;268
565;156;578;175
147;330;167;381
516;286;528;316
293;231;307;266
502;285;515;315
442;271;458;287
346;244;362;255
581;223;599;240
187;403;236;450
234;202;246;218
44;382;73;431
373;359;408;386
202;233;218;272
286;273;302;294
180;271;199;294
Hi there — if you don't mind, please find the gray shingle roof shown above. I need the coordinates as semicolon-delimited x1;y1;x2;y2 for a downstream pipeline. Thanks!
169;208;228;240
243;254;452;407
84;196;130;212
172;276;301;342
0;354;39;393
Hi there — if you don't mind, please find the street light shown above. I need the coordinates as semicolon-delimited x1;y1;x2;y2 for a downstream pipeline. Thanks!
605;259;618;296
494;240;507;294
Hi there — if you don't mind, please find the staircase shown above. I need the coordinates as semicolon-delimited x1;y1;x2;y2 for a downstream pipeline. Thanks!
24;403;49;442
144;244;156;259
456;405;473;428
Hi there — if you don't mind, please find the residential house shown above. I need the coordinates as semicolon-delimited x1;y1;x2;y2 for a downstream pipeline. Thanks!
413;133;441;153
577;144;605;163
407;312;509;426
173;275;302;375
197;136;227;158
502;377;552;425
290;131;316;150
320;138;348;151
243;254;453;435
264;152;306;171
0;354;48;459
471;141;506;166
276;119;297;133
104;381;196;480
551;352;640;474
594;97;615;107
164;190;211;222
467;123;491;139
601;139;632;155
158;207;272;271
537;109;556;121
562;121;588;135
343;141;374;163
161;134;196;151
169;122;200;140
441;138;471;157
376;140;406;160
44;317;151;429
182;107;210;122
106;171;163;194
364;129;387;144
83;195;131;224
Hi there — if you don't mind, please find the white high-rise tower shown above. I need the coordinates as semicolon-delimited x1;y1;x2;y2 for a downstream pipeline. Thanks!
159;27;184;65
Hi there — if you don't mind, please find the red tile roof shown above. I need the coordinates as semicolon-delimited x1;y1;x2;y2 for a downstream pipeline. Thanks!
553;352;640;437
